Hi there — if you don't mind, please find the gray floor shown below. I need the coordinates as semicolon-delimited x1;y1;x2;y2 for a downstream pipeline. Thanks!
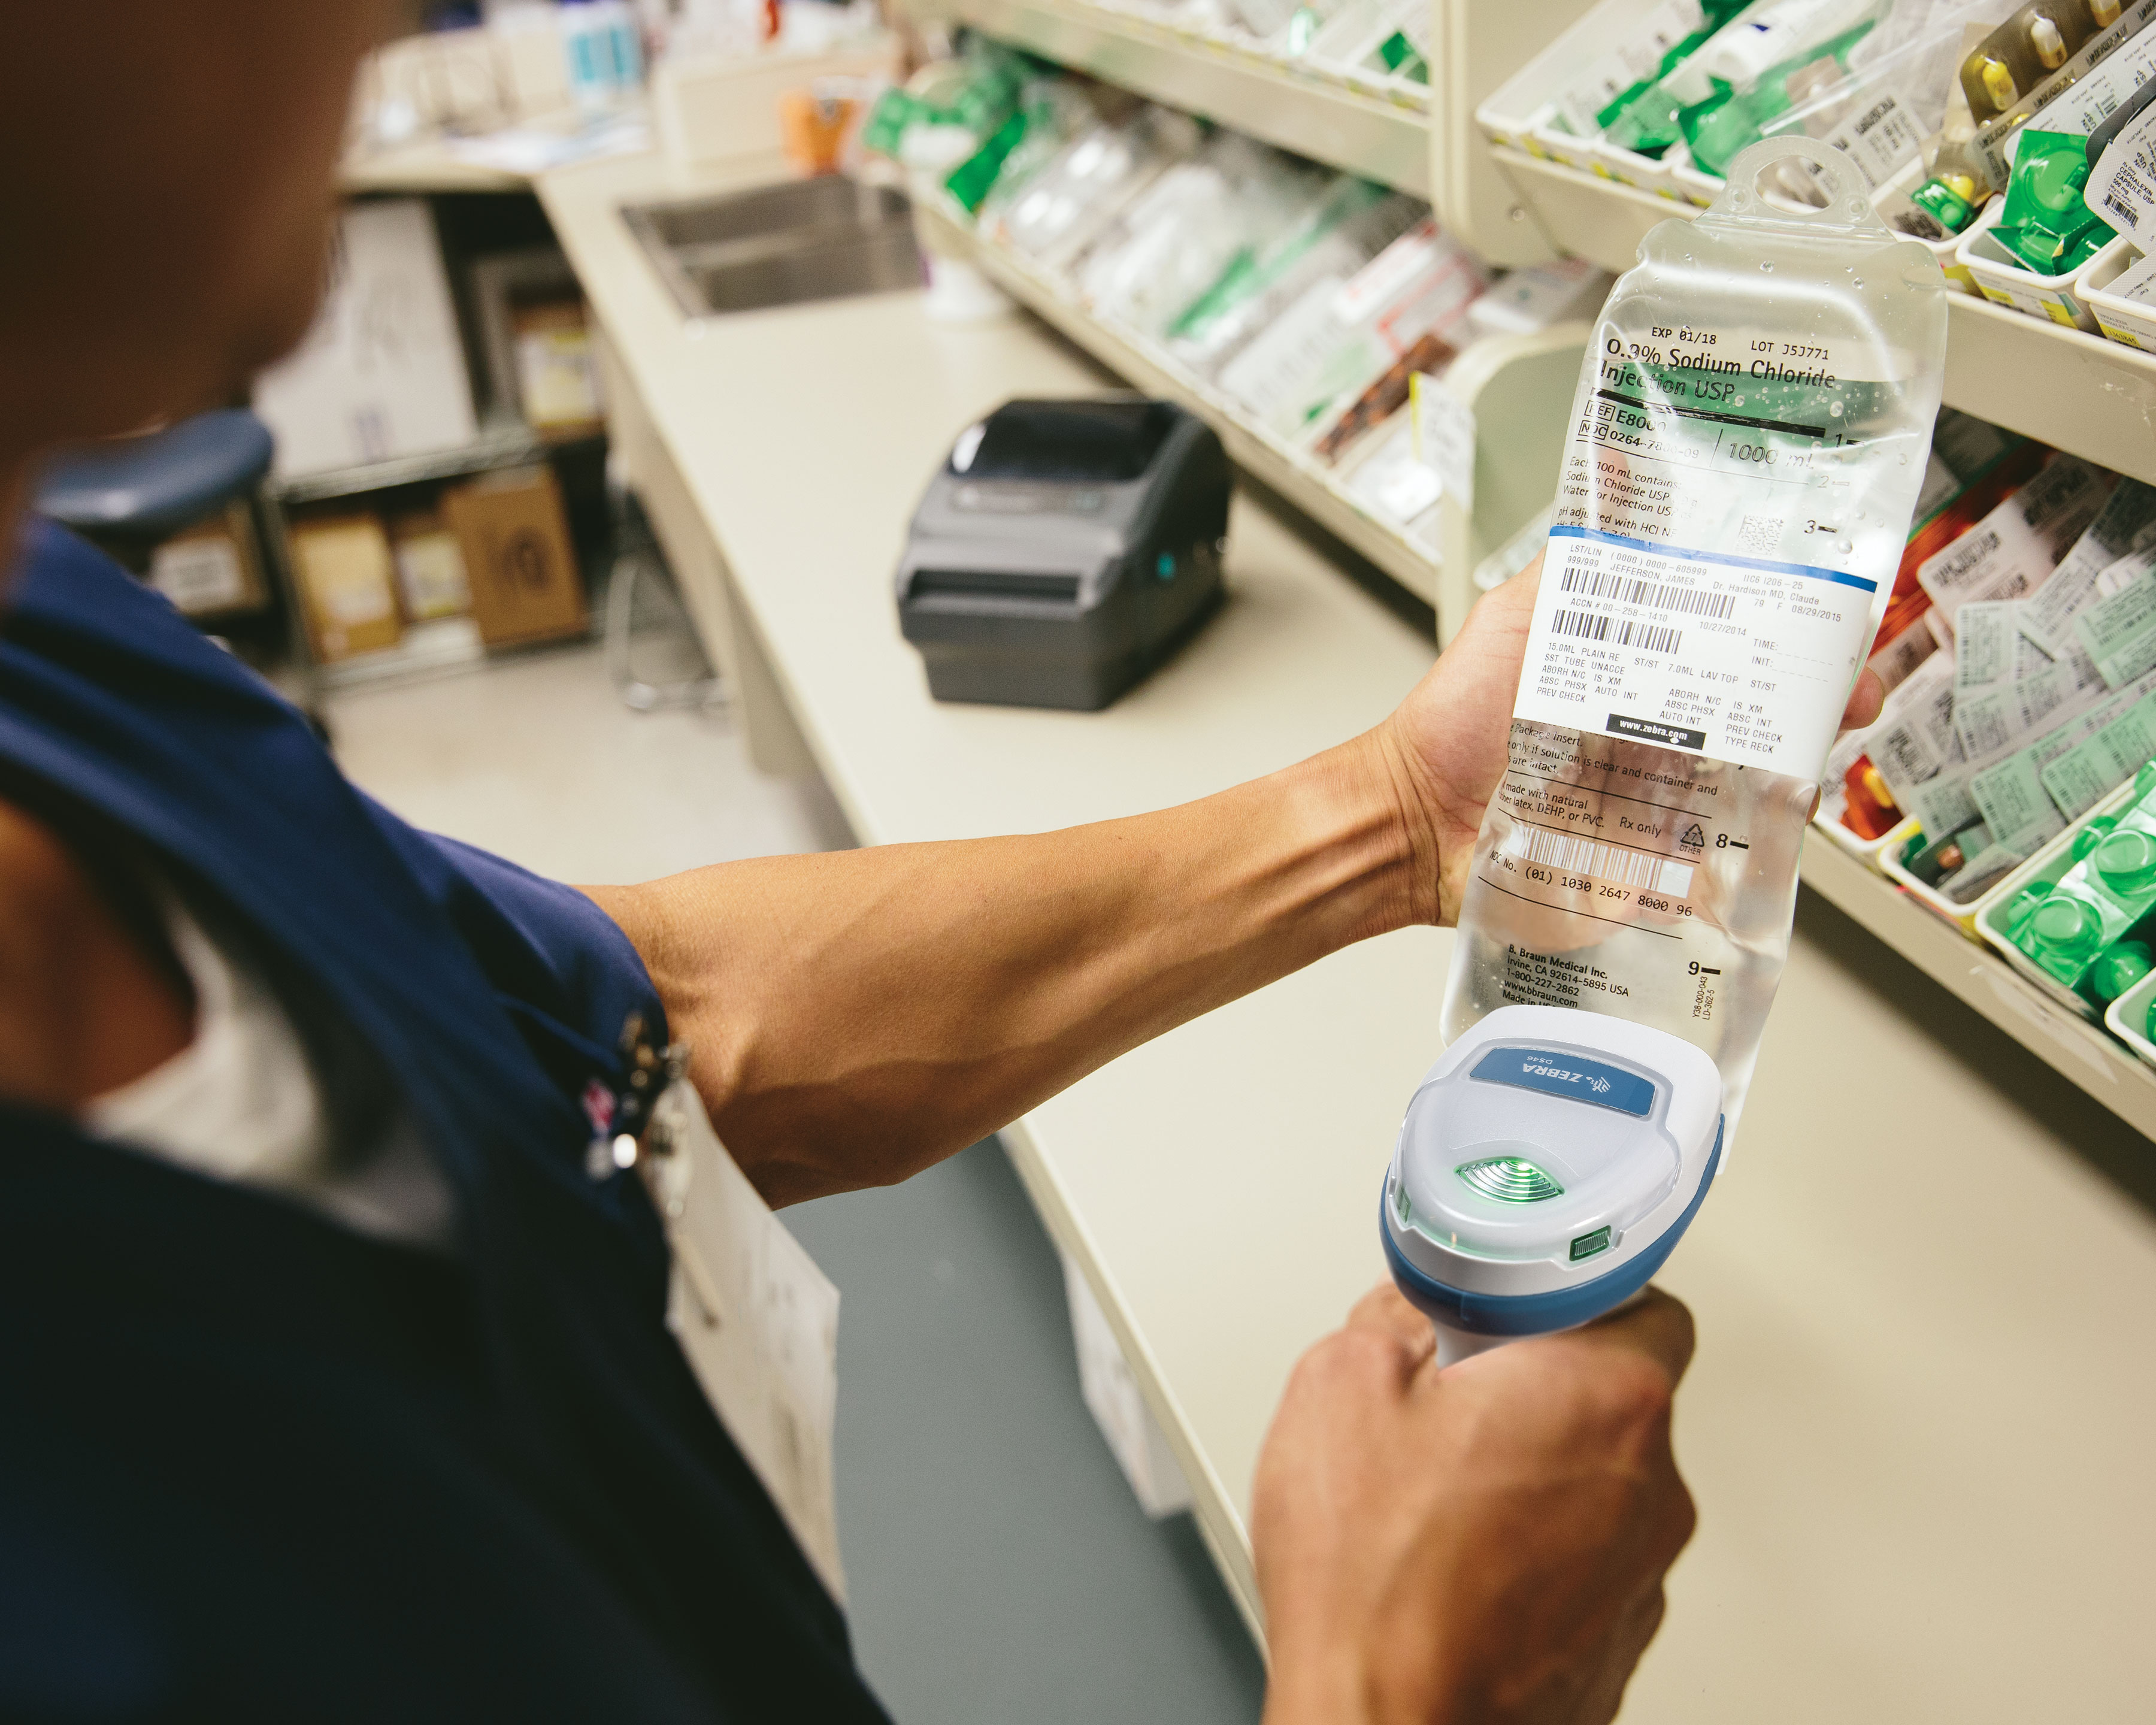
790;1143;1265;1725
328;638;1265;1725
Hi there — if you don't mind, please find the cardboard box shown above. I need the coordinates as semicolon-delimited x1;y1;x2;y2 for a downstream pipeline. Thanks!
149;504;266;616
251;200;479;478
445;464;588;646
290;513;404;661
386;507;471;621
510;299;605;432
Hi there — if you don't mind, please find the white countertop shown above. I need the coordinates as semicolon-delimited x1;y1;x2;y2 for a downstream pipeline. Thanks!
540;150;2156;1722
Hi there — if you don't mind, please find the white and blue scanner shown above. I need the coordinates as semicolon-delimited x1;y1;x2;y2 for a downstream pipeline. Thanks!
1382;1006;1724;1363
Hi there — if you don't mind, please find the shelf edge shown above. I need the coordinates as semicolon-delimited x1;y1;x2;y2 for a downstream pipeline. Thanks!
1801;831;2156;1139
1487;146;2156;488
947;0;1433;195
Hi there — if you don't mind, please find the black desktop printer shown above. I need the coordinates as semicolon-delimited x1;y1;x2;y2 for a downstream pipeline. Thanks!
895;397;1231;710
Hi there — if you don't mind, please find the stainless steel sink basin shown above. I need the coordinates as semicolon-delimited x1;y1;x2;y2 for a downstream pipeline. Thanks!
623;178;923;319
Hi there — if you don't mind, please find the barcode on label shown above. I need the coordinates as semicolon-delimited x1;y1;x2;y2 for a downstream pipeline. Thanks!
1560;567;1737;619
1505;822;1696;895
2106;190;2141;230
1550;609;1683;654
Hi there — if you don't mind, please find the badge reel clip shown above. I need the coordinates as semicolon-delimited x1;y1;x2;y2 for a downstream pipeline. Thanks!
1381;1005;1725;1366
586;1010;689;1179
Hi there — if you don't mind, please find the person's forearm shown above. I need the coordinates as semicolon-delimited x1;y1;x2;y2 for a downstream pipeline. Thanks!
585;725;1435;1205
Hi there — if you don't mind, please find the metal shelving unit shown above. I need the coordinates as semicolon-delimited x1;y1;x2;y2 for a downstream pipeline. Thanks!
268;423;552;509
916;199;1446;604
936;0;1434;193
263;424;596;697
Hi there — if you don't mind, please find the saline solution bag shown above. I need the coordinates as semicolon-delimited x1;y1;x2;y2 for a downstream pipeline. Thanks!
1442;136;1949;1132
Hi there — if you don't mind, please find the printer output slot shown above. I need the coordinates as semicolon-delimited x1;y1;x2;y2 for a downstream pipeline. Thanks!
909;568;1084;605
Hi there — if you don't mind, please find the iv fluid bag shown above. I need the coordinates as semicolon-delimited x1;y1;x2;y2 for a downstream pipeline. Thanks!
1442;137;1949;1130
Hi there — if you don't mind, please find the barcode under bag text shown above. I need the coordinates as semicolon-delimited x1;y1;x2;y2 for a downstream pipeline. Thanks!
1559;567;1736;619
1549;609;1683;655
1505;822;1696;895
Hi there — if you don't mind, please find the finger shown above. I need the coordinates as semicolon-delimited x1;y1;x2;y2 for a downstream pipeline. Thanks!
1839;667;1884;733
1576;1587;1670;1725
1465;549;1542;629
1345;1281;1440;1364
1568;1285;1697;1386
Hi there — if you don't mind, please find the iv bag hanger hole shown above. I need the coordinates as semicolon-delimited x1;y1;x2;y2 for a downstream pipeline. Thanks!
1706;137;1887;238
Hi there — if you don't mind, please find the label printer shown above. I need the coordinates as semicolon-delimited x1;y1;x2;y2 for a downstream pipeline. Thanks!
895;397;1230;710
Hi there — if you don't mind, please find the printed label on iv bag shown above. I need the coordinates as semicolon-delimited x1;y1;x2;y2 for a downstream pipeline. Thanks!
1512;340;1900;780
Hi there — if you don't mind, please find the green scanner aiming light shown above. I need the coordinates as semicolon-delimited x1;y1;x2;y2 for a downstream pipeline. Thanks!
1381;1006;1726;1366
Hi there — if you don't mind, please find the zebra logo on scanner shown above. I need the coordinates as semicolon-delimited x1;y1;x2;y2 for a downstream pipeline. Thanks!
1515;1056;1612;1095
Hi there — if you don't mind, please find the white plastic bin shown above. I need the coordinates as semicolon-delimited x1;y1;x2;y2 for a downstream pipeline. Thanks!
2104;961;2156;1065
1955;199;2118;331
1814;809;1916;871
2077;242;2156;350
1878;816;2035;933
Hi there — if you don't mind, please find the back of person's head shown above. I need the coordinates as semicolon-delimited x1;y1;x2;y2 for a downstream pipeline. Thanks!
0;3;408;506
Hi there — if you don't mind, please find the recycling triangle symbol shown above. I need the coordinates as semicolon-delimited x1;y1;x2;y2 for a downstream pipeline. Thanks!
1680;823;1707;849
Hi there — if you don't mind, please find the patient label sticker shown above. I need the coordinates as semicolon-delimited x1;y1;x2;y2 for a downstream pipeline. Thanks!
1515;523;1876;778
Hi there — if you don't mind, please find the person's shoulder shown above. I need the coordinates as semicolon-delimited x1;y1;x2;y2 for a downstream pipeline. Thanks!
5;518;277;710
376;817;666;1073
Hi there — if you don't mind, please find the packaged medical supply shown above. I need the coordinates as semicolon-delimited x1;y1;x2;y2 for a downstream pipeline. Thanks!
983;107;1203;271
1310;334;1458;463
2013;771;2156;992
944;78;1097;214
1908;172;1982;234
1973;20;2156;268
1216;217;1486;445
1441;138;1948;1122
1555;0;1753;148
2019;476;2156;651
1993;128;2110;272
862;40;1032;175
1845;549;2121;849
1760;1;2003;189
1074;135;1329;338
2081;83;2156;241
1343;414;1446;538
1465;259;1614;340
1300;0;1431;83
1972;4;2110;115
1951;0;2156;190
1913;453;2110;623
1164;179;1424;377
1869;410;2039;667
2093;936;2154;997
1673;0;1887;178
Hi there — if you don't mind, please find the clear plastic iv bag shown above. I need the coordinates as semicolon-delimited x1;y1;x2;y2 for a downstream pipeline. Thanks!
1442;137;1949;1130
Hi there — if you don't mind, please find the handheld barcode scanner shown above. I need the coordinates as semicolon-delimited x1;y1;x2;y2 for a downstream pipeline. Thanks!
1382;1006;1725;1366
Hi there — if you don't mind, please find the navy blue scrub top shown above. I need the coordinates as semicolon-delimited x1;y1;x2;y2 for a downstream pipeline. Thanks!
0;522;892;1724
